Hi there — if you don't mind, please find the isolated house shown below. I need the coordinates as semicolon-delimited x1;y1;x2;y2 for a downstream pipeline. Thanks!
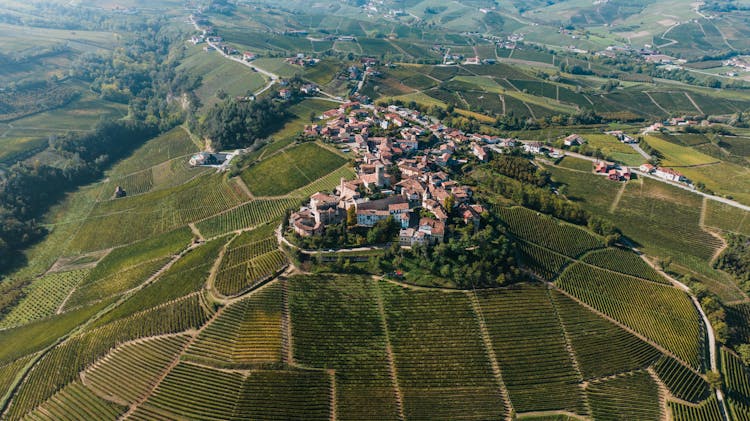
563;134;584;147
654;167;685;182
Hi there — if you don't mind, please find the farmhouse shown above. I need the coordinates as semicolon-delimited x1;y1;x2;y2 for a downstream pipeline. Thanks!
290;209;323;237
113;186;127;198
639;163;655;173
523;142;547;154
594;161;630;181
563;134;584;147
653;167;685;182
607;130;636;144
189;152;219;166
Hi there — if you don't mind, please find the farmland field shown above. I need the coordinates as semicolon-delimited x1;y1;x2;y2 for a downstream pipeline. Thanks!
556;263;703;369
240;142;348;196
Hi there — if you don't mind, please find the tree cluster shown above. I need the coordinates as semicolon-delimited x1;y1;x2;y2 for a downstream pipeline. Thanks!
198;98;288;150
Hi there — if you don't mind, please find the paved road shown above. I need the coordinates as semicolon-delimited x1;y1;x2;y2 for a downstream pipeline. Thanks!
519;140;750;212
628;142;652;160
189;15;278;96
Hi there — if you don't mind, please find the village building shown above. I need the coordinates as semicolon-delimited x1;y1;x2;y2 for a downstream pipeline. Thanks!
523;142;547;154
653;167;685;182
563;134;584;147
114;186;127;198
639;163;656;173
472;143;488;161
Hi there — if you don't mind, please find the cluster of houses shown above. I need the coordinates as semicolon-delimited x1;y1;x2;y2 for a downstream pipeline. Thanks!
290;103;490;247
286;54;320;67
723;56;750;72
594;161;632;181
638;163;686;183
604;130;637;144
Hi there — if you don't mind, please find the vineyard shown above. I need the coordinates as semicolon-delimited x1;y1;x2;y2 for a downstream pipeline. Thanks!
106;127;199;178
213;234;287;297
613;178;723;262
240;142;349;197
185;284;282;367
64;258;169;310
475;285;587;415
194;197;299;239
380;283;508;420
21;381;126;421
728;304;750;347
651;356;711;403
496;206;604;258
289;276;401;421
290;164;355;198
550;291;663;380
704;200;750;236
131;363;331;421
83;334;191;405
670;395;724;421
556;263;703;369
4;294;213;420
517;240;571;281
722;348;750;408
581;248;669;285
68;174;247;253
586;371;662;421
98;157;210;201
0;269;89;328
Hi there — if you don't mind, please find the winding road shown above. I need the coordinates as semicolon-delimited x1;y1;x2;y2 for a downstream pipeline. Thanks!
189;15;278;97
529;141;750;212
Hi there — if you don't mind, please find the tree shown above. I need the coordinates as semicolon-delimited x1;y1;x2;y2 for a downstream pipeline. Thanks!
443;195;455;212
658;256;673;271
738;344;750;366
706;371;723;390
346;205;357;227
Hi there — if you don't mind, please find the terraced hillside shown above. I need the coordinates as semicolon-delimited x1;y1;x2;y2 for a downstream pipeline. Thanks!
0;263;725;421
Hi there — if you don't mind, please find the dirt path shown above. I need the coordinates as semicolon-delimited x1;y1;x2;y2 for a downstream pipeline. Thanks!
503;78;521;93
516;410;588;420
119;308;224;419
188;223;204;242
374;283;406;421
280;278;295;366
699;197;728;265
684;92;704;115
522;101;537;120
468;291;514;419
498;94;506;115
609;182;628;214
56;285;81;315
328;369;338;421
206;234;235;301
644;92;670;115
232;177;254;200
647;367;672;421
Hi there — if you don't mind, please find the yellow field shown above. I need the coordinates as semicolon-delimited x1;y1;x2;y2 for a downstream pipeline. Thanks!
644;135;719;167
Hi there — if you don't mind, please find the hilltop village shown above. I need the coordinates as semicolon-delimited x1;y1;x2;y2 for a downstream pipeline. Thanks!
289;101;489;247
286;99;705;247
